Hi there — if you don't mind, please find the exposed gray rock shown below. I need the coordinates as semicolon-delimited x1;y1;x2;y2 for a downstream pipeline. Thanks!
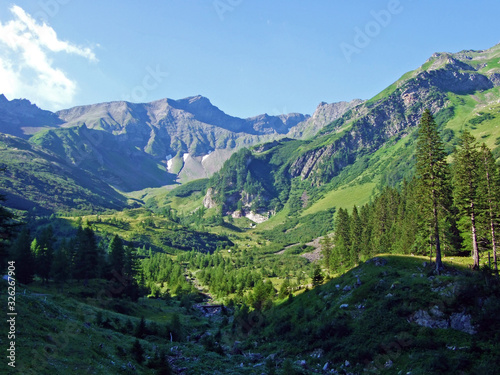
430;305;445;318
0;94;62;138
411;309;448;329
203;188;218;209
287;99;364;139
410;309;477;334
366;257;388;267
450;312;476;335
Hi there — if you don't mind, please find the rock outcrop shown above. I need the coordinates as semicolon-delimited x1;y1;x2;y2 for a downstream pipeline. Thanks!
410;308;476;335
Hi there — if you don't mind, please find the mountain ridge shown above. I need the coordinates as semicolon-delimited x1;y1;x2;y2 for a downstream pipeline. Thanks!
0;93;354;198
203;43;500;222
2;43;500;214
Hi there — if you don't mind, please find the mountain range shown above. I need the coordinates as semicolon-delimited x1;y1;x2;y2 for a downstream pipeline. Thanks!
203;44;500;221
0;91;360;212
1;43;500;215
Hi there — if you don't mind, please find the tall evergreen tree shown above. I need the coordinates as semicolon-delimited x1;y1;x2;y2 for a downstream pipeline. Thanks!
51;239;71;289
10;228;35;284
333;208;351;269
350;205;362;264
415;109;451;273
320;235;333;271
108;234;125;274
36;226;55;283
124;243;141;278
370;188;397;255
0;195;19;271
478;143;500;271
312;265;324;287
74;226;100;280
393;180;422;254
359;204;373;260
453;130;482;269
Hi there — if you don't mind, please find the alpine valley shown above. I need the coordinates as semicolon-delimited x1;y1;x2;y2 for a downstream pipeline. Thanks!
1;44;500;375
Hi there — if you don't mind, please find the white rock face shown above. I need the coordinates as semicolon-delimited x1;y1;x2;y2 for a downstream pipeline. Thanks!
202;188;218;209
244;211;269;224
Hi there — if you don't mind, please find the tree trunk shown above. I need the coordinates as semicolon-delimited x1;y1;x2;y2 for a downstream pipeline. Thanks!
433;199;443;273
491;218;497;272
485;168;498;272
470;203;480;270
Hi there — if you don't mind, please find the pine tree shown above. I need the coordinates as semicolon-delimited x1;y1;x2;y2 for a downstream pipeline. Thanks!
320;235;333;271
333;208;351;269
131;338;145;363
312;265;324;287
370;191;390;255
415;109;451;273
51;239;71;290
349;206;362;264
0;194;19;271
108;234;125;274
393;180;420;254
134;316;147;339
359;204;373;259
478;143;500;271
74;226;100;280
278;278;291;299
453;130;482;269
36;226;55;283
10;228;35;284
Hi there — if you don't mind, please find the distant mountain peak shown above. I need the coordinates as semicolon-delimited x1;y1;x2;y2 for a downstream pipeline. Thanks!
0;95;62;137
186;94;210;103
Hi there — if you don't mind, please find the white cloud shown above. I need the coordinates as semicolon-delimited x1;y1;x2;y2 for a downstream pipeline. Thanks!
0;5;97;110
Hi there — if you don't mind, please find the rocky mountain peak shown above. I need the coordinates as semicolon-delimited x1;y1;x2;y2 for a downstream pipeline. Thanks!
0;94;62;137
287;99;364;139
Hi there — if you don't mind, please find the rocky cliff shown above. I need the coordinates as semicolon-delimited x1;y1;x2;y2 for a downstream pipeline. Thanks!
288;45;500;185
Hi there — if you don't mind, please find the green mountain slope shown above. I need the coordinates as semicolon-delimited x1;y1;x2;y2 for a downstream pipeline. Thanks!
203;44;500;220
0;133;128;214
30;125;178;192
8;255;500;374
260;255;500;374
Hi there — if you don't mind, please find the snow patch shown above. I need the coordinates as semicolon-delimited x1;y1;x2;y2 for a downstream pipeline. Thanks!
201;150;212;163
183;153;189;161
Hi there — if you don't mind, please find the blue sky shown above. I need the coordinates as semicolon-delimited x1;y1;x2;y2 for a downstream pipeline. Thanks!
0;0;499;118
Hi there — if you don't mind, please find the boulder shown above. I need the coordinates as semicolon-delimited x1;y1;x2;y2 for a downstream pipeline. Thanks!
366;257;388;266
450;312;476;335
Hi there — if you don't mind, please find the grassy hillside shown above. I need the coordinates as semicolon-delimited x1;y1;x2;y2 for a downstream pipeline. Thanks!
54;208;234;254
259;255;500;374
0;133;127;215
30;126;177;192
5;254;499;374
